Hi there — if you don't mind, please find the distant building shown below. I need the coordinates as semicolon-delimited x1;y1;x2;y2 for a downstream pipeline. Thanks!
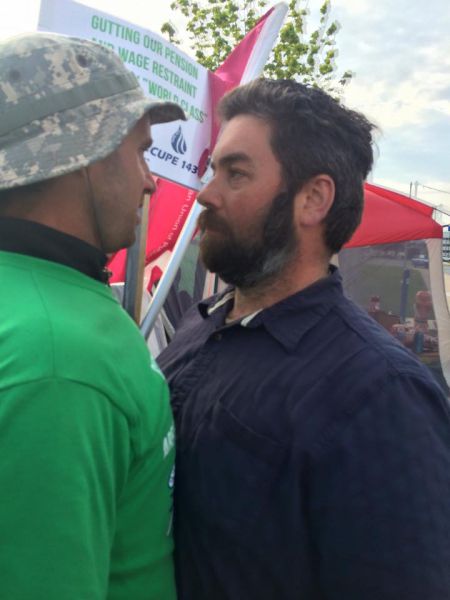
443;227;450;261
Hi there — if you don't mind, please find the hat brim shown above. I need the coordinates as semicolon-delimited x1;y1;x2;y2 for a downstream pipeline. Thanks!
148;101;185;126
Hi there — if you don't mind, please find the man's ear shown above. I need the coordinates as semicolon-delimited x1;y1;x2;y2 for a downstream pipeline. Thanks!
294;174;335;227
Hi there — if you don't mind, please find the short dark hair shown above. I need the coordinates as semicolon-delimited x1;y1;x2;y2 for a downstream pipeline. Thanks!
218;78;376;254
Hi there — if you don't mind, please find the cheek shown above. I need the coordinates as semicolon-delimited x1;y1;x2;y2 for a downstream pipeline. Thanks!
235;201;265;227
123;161;145;199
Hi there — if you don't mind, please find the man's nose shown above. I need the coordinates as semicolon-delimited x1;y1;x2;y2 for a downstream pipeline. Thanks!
197;178;220;208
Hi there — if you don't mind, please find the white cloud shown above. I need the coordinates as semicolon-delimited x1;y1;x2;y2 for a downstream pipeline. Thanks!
344;70;450;131
332;0;375;16
342;25;450;127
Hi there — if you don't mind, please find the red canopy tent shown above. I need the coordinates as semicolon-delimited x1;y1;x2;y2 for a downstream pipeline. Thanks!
339;183;449;392
346;183;443;248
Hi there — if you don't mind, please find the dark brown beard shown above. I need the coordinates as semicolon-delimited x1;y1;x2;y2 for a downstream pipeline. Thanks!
198;191;297;289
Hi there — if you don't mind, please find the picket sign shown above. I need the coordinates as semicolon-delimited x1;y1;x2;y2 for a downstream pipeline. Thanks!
38;0;210;190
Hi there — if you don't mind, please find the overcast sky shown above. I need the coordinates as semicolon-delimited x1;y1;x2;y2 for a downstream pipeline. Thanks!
1;0;449;209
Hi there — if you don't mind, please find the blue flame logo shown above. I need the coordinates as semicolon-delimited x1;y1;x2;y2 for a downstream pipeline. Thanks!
171;126;187;155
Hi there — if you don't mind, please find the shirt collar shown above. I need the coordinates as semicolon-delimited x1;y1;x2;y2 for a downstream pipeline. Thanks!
198;266;343;352
0;217;110;283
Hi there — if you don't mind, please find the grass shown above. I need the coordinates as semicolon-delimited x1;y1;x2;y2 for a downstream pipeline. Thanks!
343;262;432;319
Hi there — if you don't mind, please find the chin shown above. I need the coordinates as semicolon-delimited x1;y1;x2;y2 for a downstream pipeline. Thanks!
106;232;136;254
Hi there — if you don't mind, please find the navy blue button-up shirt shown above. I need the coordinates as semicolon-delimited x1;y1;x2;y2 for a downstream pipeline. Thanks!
158;268;450;600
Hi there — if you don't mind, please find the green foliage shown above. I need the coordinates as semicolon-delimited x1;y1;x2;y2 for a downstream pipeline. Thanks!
161;0;352;93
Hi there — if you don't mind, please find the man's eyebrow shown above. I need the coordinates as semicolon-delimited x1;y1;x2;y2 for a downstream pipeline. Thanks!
211;152;253;171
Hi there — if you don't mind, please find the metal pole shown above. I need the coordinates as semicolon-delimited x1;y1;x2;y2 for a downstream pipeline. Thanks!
399;268;410;323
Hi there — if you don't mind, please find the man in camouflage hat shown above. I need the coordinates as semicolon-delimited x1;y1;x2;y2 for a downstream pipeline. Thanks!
0;32;185;599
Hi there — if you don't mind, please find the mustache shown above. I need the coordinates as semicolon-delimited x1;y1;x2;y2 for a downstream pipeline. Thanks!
197;209;230;234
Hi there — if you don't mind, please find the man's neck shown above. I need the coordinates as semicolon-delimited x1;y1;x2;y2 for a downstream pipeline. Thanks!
226;259;330;322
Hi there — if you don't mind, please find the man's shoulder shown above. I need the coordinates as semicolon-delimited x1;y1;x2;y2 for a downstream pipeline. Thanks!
310;293;448;422
280;288;444;415
331;293;429;375
0;255;162;404
263;281;428;382
285;294;448;457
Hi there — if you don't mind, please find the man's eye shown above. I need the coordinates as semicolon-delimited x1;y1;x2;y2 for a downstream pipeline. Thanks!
229;169;245;180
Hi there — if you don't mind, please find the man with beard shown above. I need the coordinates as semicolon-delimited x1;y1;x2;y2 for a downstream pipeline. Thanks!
157;79;450;599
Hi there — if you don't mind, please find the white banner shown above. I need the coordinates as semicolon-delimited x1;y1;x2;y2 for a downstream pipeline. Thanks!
38;0;210;190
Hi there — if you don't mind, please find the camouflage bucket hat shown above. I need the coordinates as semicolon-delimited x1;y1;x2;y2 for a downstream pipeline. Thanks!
0;32;185;190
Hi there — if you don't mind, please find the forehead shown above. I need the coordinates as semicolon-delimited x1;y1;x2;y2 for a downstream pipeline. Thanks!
120;114;151;146
213;114;277;166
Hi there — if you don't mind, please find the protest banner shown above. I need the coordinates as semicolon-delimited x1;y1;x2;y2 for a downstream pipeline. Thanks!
38;0;210;190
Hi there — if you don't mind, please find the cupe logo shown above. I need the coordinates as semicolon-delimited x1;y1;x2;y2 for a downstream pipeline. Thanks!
171;126;187;155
